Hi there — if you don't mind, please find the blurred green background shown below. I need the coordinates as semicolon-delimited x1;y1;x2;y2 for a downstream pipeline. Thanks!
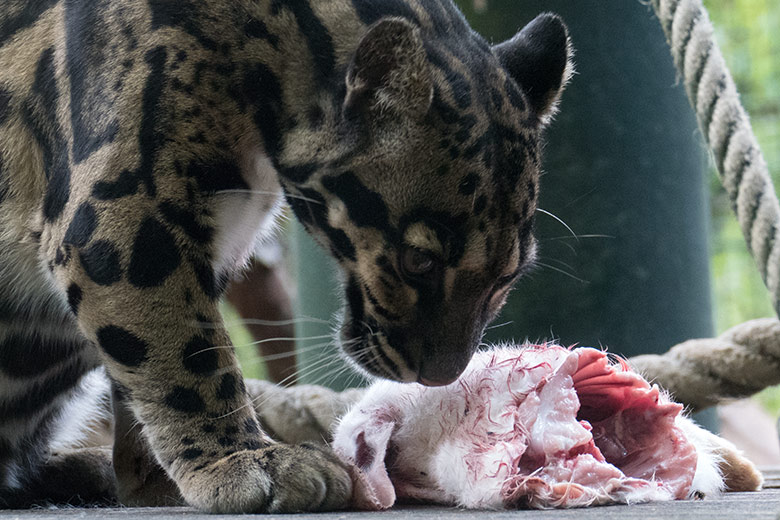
227;0;780;413
705;0;780;413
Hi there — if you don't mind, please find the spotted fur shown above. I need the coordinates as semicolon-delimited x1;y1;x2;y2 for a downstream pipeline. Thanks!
0;0;571;512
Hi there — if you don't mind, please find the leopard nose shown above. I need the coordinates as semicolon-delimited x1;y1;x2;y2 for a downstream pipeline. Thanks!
417;374;459;387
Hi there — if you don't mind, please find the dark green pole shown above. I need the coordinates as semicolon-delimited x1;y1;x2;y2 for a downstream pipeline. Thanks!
294;1;718;428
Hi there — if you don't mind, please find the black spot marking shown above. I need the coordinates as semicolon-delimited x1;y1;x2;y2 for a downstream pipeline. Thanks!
473;194;487;215
322;172;390;232
0;88;11;125
0;158;7;204
0;0;58;42
244;63;283;157
22;48;71;222
345;276;365;339
190;257;224;300
80;240;122;285
272;0;334;84
170;78;194;95
185;158;248;194
182;336;218;376
92;169;141;200
0;333;82;377
364;284;399;321
64;0;120;163
215;373;237;400
519;219;534;250
283;186;323;228
96;325;148;367
54;247;69;266
521;199;532;220
128;217;180;288
286;187;356;261
66;283;83;315
431;87;461;126
63;202;98;248
202;424;217;434
135;46;167;198
454;115;477;144
165;386;206;413
158;201;213;244
307;105;324;127
180;448;204;460
458;173;479;196
427;50;471;109
463;134;487;161
244;19;279;48
149;0;217;51
376;255;401;282
218;436;235;447
278;163;317;184
89;47;167;201
0;358;85;420
526;179;538;201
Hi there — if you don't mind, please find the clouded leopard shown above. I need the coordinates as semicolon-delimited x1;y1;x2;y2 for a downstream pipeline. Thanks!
0;0;571;512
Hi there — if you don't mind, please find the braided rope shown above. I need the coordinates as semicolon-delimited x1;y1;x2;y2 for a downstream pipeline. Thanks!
625;0;780;407
650;0;780;314
629;318;780;411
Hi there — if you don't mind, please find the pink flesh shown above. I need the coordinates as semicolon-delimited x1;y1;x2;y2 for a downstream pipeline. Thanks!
338;346;699;509
501;347;697;507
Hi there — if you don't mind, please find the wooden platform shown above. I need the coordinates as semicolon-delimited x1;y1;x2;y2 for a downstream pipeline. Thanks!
2;470;778;520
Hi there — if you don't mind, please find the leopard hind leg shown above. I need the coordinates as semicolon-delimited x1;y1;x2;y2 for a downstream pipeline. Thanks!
0;215;125;506
0;366;118;508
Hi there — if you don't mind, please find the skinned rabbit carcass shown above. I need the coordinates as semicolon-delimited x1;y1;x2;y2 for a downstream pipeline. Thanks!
333;345;762;510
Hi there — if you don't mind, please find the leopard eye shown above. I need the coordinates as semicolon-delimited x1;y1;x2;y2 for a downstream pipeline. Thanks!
401;247;437;278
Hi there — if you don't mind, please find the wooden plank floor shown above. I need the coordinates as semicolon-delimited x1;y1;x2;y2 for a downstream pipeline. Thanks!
2;470;778;520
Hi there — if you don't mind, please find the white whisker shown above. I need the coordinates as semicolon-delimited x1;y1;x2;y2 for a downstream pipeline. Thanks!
536;261;590;284
543;234;614;241
195;316;331;329
486;320;514;331
536;208;578;241
214;189;323;205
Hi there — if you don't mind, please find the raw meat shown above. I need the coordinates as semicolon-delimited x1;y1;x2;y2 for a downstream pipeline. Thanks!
332;344;737;509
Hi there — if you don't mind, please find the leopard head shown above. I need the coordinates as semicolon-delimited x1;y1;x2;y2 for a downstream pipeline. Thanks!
280;12;572;385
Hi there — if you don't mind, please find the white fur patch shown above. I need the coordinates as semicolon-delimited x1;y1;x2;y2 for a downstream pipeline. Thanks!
212;150;284;275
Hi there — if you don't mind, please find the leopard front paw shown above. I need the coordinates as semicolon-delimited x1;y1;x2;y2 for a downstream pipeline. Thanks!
179;443;352;513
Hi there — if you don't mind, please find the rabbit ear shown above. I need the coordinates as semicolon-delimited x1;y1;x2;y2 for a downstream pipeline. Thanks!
333;412;397;510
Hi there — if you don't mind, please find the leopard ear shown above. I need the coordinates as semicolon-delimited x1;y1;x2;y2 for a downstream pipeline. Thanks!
344;18;433;120
493;13;573;125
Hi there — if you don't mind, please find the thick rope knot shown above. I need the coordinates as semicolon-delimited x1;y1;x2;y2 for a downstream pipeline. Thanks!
630;318;780;412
